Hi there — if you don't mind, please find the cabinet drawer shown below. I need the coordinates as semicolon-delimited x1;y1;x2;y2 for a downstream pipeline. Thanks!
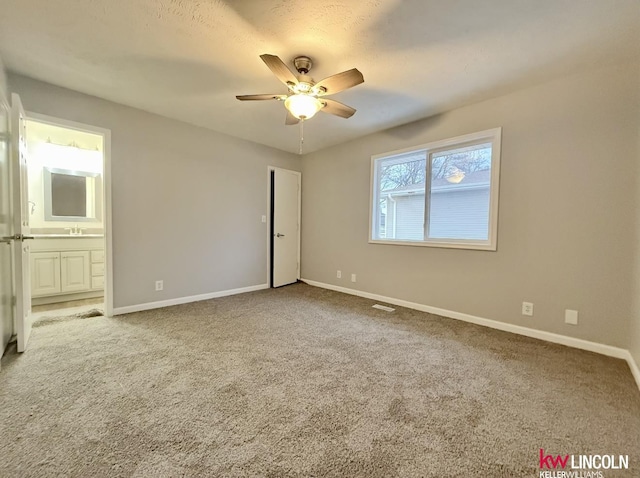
91;275;104;290
91;262;105;277
91;250;105;263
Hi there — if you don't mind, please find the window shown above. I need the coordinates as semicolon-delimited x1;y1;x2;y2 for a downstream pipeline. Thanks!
370;128;501;250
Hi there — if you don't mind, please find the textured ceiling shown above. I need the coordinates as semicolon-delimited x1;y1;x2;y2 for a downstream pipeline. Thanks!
0;0;638;154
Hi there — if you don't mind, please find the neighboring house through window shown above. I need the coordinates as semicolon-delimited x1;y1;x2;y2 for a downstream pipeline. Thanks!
370;128;501;250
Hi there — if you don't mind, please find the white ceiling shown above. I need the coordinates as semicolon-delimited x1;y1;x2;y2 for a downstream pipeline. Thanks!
1;1;638;154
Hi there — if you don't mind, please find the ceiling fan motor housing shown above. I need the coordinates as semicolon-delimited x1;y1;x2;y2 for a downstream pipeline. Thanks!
293;56;312;74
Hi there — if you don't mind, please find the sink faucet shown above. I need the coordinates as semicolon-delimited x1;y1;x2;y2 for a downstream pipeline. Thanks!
64;224;82;236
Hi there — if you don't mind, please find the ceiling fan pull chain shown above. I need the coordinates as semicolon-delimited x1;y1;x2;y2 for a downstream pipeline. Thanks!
299;119;304;155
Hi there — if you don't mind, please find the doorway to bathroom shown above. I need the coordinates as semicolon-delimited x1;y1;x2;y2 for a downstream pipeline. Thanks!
22;112;111;334
268;167;301;288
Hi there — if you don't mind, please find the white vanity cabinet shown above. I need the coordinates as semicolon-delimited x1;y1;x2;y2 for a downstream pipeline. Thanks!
30;237;104;304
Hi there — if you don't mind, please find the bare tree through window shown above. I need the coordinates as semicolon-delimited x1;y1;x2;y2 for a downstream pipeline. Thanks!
379;144;492;192
380;158;426;190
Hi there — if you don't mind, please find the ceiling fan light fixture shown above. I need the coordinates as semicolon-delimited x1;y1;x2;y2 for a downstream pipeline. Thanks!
285;94;322;120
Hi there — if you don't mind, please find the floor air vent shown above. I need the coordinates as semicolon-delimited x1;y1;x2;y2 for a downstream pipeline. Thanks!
372;304;395;312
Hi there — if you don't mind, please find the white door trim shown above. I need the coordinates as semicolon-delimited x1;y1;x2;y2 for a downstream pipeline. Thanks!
0;90;12;360
25;111;113;317
267;166;301;287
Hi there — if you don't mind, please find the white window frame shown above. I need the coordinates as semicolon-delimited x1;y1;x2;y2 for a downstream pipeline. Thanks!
369;127;501;251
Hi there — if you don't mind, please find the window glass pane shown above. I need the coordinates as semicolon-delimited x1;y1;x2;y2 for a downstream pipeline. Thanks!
376;153;426;240
428;143;492;241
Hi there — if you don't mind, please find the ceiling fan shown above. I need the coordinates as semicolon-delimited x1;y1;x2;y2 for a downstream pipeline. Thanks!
236;54;364;124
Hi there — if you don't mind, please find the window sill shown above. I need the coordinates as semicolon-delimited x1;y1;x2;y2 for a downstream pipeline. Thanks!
368;239;497;251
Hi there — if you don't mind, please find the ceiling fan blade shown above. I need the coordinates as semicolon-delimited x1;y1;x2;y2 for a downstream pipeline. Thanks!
285;110;300;125
320;99;356;118
315;68;364;96
236;94;285;101
260;54;299;88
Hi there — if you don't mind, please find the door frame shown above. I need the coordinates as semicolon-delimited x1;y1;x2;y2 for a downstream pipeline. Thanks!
25;111;113;317
266;166;301;287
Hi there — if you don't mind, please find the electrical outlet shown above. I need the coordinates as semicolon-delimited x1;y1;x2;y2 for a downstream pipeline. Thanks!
522;302;534;316
155;280;163;291
565;309;578;325
351;273;357;283
337;270;342;279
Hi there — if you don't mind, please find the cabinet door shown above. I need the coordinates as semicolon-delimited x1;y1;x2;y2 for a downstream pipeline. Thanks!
60;251;90;293
30;252;61;297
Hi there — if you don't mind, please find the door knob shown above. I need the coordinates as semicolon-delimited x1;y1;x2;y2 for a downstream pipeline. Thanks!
276;233;285;237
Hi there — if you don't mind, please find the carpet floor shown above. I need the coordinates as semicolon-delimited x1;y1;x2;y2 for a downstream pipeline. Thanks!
1;283;639;477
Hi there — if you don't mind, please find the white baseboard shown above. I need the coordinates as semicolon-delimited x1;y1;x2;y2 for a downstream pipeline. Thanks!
112;283;269;316
626;351;640;392
301;278;640;392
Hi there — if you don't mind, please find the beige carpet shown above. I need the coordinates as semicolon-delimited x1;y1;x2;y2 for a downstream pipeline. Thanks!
1;283;639;477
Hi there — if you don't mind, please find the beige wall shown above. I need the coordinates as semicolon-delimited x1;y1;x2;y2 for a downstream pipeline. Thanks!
9;74;300;309
302;61;640;349
633;63;640;367
0;56;6;100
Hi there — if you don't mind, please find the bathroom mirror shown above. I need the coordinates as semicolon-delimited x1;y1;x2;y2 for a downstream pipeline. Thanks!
43;167;102;222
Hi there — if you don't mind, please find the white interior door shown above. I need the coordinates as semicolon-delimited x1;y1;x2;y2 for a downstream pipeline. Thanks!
11;93;33;352
0;93;12;356
272;168;300;288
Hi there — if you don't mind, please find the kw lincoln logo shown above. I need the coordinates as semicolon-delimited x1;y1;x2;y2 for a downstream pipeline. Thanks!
538;449;630;478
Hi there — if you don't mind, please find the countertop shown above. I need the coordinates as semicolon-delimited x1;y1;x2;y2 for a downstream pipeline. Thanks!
32;234;105;238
